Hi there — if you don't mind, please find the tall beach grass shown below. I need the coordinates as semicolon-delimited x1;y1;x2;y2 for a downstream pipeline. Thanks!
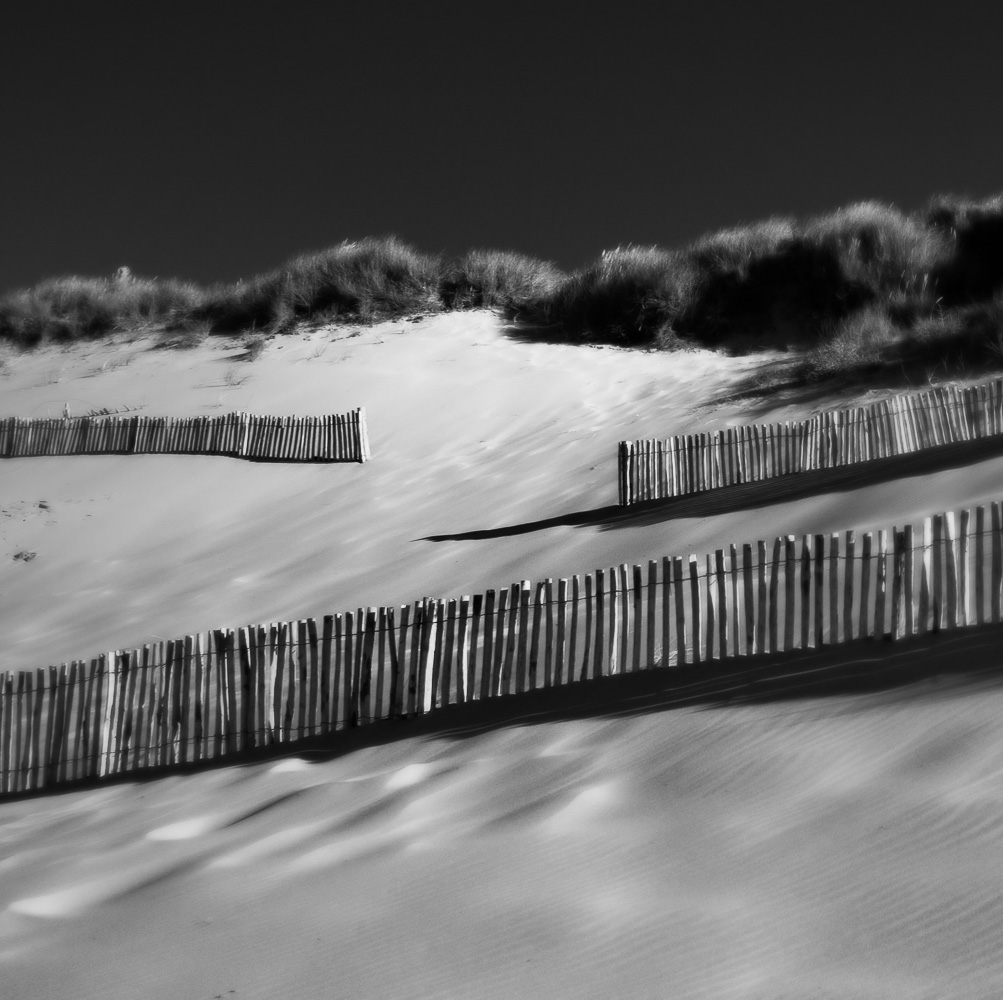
5;194;1003;390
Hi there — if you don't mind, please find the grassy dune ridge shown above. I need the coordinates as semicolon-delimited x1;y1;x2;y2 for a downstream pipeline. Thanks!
4;192;1003;386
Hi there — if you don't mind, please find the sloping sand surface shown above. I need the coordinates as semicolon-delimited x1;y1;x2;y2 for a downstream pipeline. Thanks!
3;312;1003;998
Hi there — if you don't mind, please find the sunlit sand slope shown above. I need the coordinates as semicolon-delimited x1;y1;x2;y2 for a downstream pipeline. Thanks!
4;643;1003;999
3;311;1003;999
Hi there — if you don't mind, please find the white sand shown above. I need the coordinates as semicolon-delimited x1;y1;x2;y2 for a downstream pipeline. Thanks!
3;313;1003;998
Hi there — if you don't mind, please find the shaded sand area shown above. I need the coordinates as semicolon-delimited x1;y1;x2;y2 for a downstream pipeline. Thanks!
3;312;1003;998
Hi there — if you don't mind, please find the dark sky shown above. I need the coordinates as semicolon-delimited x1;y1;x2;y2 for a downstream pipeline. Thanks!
2;3;1000;294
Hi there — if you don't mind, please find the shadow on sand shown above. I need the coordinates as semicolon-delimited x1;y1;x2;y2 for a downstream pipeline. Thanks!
13;625;1003;802
417;434;1003;541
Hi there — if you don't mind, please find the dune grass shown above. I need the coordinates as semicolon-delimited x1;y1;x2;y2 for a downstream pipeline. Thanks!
440;248;565;311
0;274;203;347
192;236;445;333
4;194;1003;391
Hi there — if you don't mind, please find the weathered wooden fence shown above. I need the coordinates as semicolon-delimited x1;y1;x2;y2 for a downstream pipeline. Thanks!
0;408;370;462
619;379;1003;504
3;501;1002;795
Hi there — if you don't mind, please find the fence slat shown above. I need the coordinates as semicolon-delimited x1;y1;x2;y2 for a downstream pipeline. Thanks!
542;582;554;688
1;675;13;793
728;544;739;658
800;537;812;649
593;570;606;680
959;509;971;628
632;564;643;672
689;555;702;663
305;618;320;734
856;533;871;639
673;557;686;666
569;576;582;682
892;530;905;639
742;543;755;656
556;580;568;684
767;538;780;653
456;598;470;704
784;536;796;651
442;600;457;705
383;608;399;718
516;582;531;694
875;530;889;639
944;512;959;630
715;550;728;661
528;584;544;691
842;529;858;641
902;524;914;637
976;507;986;626
407;605;422;716
814;535;825;648
493;588;511;695
705;554;716;662
993;503;1002;625
607;567;620;675
359;609;376;722
466;595;481;700
502;583;520;695
481;591;496;699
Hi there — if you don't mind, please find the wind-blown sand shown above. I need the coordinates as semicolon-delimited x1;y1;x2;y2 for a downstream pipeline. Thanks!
3;312;1003;999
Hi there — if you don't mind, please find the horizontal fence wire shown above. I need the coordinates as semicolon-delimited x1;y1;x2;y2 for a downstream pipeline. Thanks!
2;501;1002;796
0;408;371;463
618;378;1003;504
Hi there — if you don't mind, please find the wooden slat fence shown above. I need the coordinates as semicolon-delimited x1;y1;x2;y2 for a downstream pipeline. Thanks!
3;501;1002;796
0;408;370;462
619;378;1003;504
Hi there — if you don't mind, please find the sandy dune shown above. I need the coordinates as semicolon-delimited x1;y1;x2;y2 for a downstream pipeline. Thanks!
3;312;1003;999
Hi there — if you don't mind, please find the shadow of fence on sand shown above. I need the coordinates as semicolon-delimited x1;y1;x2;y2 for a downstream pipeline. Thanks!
419;434;1003;542
13;624;1000;802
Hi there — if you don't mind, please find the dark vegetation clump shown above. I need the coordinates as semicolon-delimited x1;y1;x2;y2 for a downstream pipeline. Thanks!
523;202;954;353
518;194;1003;390
528;245;689;345
192;236;445;333
440;249;565;311
5;194;1003;390
0;274;202;347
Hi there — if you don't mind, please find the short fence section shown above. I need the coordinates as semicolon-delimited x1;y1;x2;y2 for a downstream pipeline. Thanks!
0;408;370;462
619;379;1003;504
2;501;1001;796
